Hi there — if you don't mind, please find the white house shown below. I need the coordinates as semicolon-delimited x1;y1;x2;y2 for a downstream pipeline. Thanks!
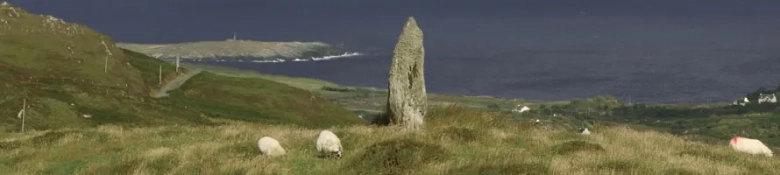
734;99;747;106
733;97;750;106
758;93;777;104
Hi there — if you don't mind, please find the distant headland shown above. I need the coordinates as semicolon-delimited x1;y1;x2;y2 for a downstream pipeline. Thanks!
116;33;360;63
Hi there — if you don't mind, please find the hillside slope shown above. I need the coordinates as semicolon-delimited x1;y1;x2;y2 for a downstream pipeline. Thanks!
0;106;777;174
0;3;364;131
0;2;147;93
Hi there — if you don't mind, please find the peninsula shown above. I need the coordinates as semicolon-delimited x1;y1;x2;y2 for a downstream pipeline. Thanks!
116;35;359;62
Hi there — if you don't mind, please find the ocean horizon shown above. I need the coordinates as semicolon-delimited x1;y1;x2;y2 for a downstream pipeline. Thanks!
13;0;778;104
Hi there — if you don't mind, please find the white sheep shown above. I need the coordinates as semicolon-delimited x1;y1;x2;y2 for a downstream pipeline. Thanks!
316;130;343;159
257;136;286;157
729;136;773;157
519;106;531;113
579;128;591;135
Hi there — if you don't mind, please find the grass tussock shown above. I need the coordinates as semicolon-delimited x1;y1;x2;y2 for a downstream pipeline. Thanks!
1;105;779;175
551;140;605;155
345;137;448;175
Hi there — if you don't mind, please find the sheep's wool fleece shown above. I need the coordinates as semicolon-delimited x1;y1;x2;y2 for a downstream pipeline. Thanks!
317;130;342;156
258;136;286;157
581;128;591;135
730;136;773;157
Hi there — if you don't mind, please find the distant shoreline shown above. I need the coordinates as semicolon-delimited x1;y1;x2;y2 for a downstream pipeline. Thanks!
182;52;363;63
116;40;357;62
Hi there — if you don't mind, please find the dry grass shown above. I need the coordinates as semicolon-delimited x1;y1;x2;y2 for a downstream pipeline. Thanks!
1;105;778;175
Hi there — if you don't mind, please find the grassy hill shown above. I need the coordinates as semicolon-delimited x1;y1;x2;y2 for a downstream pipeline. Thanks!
1;106;778;175
2;2;779;174
0;3;363;131
0;3;147;93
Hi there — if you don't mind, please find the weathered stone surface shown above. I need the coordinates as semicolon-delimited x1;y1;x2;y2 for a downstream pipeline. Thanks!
386;16;427;130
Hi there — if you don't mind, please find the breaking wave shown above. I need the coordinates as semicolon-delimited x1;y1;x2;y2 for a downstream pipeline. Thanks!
252;52;362;63
185;52;363;63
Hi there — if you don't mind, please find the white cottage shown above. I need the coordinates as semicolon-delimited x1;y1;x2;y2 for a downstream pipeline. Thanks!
758;93;777;104
733;97;749;106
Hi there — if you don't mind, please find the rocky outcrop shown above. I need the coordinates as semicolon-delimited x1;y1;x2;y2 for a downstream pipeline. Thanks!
116;40;358;62
386;17;427;130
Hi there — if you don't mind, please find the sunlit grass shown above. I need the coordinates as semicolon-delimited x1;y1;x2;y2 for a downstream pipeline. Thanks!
2;106;777;175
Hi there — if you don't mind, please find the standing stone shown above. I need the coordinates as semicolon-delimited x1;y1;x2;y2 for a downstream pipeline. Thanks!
386;16;426;130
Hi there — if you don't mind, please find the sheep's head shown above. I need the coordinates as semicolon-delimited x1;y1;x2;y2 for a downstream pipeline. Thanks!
730;136;740;147
336;146;343;159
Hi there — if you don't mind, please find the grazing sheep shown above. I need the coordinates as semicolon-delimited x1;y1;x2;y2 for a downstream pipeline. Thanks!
579;128;591;135
316;130;343;159
512;105;531;113
519;106;531;113
730;136;773;157
258;136;286;157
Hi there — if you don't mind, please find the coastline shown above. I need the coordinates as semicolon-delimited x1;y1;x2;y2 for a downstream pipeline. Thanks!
116;40;356;63
180;51;363;63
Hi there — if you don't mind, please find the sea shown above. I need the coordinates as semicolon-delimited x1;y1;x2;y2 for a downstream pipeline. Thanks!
190;8;780;104
205;44;780;104
200;10;780;105
13;0;780;104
